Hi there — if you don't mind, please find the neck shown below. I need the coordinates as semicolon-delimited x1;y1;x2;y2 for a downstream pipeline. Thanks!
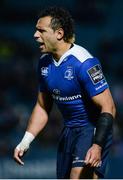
52;42;72;61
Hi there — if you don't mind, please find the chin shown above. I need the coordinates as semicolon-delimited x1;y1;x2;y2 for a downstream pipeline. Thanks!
40;48;46;53
41;49;51;54
41;50;49;54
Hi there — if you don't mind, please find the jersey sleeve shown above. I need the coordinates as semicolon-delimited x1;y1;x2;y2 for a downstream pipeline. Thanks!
37;58;48;92
78;57;109;97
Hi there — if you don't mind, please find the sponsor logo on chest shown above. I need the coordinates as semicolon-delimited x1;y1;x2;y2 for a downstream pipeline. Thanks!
53;89;60;95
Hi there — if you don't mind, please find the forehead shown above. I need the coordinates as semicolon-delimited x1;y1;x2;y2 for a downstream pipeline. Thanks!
36;16;52;29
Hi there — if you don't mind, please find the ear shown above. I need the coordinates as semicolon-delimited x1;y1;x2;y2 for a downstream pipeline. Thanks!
56;28;64;40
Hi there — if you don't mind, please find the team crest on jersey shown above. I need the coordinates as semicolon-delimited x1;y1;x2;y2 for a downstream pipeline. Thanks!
87;64;105;84
64;67;74;80
41;67;48;76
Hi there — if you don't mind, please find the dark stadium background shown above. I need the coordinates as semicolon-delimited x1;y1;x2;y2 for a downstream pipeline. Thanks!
0;0;123;178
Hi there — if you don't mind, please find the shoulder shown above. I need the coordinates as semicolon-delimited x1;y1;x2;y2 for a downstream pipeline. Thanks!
38;53;52;67
70;44;93;63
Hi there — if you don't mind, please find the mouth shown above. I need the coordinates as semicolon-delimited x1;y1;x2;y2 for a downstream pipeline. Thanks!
38;42;45;50
35;39;45;48
39;42;45;49
40;42;44;46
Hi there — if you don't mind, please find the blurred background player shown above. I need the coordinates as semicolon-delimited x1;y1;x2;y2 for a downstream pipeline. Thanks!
13;6;116;179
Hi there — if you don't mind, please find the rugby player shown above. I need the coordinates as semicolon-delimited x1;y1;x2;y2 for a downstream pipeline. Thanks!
14;6;116;179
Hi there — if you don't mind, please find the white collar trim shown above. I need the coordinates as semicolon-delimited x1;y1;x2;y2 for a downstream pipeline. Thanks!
52;44;75;66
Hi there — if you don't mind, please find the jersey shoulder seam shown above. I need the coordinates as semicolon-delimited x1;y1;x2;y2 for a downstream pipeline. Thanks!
40;53;49;60
70;44;93;63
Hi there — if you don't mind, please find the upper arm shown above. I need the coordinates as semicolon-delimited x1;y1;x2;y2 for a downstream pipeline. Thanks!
78;58;109;97
77;58;116;117
37;91;53;114
91;89;116;118
37;56;53;113
37;58;48;93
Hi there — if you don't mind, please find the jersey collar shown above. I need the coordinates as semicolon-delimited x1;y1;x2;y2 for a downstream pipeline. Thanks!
52;44;75;66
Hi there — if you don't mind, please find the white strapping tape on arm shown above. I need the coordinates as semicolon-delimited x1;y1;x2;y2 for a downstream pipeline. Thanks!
16;131;35;151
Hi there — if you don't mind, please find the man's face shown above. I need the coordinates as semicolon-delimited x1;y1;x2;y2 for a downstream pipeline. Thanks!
34;16;58;53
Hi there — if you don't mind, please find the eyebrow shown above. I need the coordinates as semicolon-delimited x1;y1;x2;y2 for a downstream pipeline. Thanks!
36;28;46;32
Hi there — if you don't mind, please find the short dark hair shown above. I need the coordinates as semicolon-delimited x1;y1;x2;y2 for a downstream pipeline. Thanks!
38;6;75;43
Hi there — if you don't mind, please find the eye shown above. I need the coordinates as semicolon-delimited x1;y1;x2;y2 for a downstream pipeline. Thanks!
37;29;46;33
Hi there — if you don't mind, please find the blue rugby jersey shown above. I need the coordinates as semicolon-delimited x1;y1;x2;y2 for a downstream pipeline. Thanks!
37;44;109;127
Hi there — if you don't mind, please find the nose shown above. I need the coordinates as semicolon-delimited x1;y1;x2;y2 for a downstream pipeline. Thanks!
34;30;40;39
